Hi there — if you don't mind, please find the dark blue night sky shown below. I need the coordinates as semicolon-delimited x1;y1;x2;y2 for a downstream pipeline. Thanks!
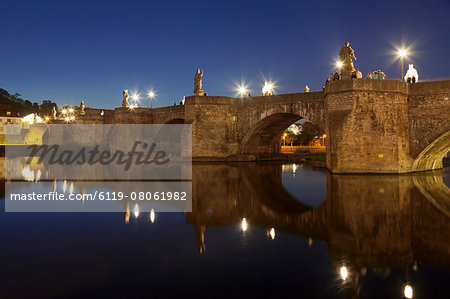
2;0;449;108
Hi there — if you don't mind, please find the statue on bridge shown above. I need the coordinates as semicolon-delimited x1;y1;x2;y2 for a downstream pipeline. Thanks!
80;100;85;115
404;64;419;83
338;42;357;80
194;69;206;96
51;106;57;119
122;89;130;107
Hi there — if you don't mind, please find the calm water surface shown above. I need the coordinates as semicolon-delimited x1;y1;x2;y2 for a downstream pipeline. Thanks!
1;163;449;298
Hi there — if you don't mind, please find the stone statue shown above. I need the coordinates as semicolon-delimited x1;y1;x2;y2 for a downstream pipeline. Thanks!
194;69;205;96
404;64;419;83
51;106;57;119
80;100;85;115
122;89;130;107
338;42;357;80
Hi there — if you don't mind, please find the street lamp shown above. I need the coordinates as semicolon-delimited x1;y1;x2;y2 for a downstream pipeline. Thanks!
235;81;249;97
130;91;141;107
147;90;156;108
398;49;407;80
238;86;247;97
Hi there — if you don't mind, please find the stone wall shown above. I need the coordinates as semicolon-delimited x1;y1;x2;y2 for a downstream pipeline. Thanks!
325;79;411;173
324;79;450;173
184;96;240;158
182;92;325;158
236;92;325;155
111;106;185;124
408;80;450;171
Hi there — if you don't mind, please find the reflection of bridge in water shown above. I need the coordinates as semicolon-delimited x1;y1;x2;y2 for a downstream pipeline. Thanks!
2;161;449;294
187;163;450;277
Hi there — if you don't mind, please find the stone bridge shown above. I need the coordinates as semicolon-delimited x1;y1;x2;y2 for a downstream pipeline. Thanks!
83;79;449;173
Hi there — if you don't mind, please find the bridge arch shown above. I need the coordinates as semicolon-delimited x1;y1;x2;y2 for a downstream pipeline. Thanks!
412;131;450;172
238;113;305;155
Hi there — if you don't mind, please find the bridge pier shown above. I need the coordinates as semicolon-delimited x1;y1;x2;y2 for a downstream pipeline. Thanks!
325;79;449;173
325;80;411;173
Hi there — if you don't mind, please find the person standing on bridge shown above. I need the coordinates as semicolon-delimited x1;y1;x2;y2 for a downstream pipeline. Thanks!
328;72;334;82
333;72;340;81
356;69;363;79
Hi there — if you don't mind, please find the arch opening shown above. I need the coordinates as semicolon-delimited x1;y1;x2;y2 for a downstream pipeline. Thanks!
238;113;325;157
238;113;303;155
412;131;450;172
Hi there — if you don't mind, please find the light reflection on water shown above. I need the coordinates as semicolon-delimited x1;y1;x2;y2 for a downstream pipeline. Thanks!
0;162;449;298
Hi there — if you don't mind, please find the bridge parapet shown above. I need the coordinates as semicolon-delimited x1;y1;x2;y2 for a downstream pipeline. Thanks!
111;105;185;124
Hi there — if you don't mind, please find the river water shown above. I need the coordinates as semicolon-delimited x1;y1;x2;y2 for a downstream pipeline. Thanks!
1;163;449;298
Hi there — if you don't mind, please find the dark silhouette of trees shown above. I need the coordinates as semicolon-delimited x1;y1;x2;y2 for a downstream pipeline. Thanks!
0;88;58;116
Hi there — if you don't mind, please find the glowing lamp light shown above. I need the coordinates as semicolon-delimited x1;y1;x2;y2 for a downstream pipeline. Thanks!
340;266;348;281
238;85;248;97
336;61;343;69
147;90;156;108
64;117;70;122
399;49;407;57
147;90;155;99
404;284;413;298
61;109;67;114
150;209;155;223
70;116;75;121
131;91;141;103
241;217;248;232
68;108;74;113
44;116;50;121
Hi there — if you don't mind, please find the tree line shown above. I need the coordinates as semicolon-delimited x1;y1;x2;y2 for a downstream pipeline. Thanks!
0;88;58;117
